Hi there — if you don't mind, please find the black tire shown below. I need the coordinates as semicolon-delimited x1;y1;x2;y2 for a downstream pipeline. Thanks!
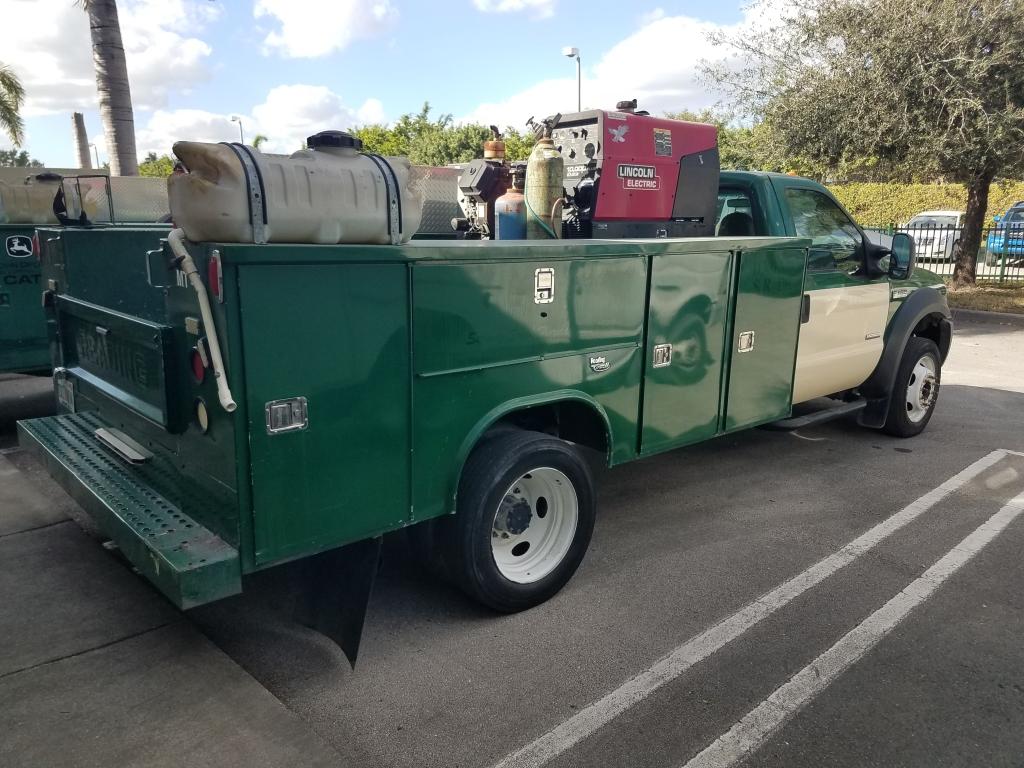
441;429;596;613
882;336;941;438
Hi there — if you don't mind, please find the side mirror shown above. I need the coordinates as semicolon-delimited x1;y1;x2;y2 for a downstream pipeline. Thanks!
888;232;914;280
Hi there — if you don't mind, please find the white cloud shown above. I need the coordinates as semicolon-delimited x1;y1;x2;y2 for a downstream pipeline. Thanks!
130;85;385;158
0;0;219;116
254;0;398;58
251;85;382;152
638;7;666;26
357;98;387;126
461;7;761;128
472;0;556;18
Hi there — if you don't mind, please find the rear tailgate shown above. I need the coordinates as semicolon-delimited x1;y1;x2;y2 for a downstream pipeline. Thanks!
55;295;182;429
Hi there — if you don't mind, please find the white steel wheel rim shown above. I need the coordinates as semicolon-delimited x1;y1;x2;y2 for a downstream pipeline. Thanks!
906;354;938;423
491;467;578;584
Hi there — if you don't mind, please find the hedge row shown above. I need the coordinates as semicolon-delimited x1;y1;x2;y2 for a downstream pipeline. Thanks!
828;181;1024;227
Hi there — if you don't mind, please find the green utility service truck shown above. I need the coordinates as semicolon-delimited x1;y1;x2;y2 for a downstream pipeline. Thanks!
17;133;951;661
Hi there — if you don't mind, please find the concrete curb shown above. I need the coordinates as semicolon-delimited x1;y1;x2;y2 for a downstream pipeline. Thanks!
951;307;1024;327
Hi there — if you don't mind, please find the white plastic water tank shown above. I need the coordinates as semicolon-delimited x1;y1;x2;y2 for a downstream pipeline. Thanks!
168;131;423;245
0;174;63;224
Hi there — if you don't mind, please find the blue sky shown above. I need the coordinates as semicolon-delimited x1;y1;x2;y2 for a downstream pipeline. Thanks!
1;0;749;167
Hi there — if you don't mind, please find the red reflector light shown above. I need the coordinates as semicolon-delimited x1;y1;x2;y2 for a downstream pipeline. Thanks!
208;253;222;301
190;346;206;383
32;233;40;260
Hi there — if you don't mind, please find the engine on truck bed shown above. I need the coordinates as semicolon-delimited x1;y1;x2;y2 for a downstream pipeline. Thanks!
555;101;719;239
454;100;720;241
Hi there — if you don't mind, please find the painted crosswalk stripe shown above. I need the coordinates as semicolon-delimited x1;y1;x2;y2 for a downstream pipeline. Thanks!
683;491;1024;768
491;450;1009;768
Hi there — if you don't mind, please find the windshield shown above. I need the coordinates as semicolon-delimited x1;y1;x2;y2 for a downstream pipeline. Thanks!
1003;208;1024;224
908;215;957;227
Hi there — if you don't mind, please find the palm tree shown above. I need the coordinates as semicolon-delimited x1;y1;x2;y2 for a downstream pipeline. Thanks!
0;64;25;146
80;0;138;175
72;111;92;168
253;134;268;150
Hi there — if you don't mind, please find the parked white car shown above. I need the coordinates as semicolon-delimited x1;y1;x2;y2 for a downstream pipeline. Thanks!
901;210;964;261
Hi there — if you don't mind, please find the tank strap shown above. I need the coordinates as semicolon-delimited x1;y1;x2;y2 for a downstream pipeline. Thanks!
221;142;268;244
364;153;403;246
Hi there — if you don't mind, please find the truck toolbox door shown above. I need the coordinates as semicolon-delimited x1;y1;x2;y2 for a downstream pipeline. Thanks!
238;262;412;566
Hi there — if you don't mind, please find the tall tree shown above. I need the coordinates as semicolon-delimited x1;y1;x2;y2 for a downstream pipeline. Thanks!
72;111;92;168
708;0;1024;287
0;63;25;146
0;149;43;167
80;0;138;176
354;102;534;165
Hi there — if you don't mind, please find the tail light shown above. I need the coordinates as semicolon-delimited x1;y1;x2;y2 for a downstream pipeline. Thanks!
207;251;223;302
32;233;40;261
190;338;210;384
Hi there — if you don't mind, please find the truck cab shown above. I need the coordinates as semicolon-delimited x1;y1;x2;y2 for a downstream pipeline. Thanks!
716;171;951;428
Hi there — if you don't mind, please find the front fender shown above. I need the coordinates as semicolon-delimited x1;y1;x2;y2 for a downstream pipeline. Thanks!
858;286;952;427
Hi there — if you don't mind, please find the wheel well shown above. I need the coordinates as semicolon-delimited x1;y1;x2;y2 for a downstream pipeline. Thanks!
487;401;610;460
911;312;951;362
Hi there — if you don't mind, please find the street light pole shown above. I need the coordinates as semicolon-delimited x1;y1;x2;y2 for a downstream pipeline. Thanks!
230;115;244;144
89;143;100;168
562;47;581;111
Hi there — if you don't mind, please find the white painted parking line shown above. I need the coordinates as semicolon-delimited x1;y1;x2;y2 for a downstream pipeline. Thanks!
491;450;1010;768
683;491;1024;768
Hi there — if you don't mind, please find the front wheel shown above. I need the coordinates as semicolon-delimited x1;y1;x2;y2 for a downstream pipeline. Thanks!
882;337;941;437
444;430;596;612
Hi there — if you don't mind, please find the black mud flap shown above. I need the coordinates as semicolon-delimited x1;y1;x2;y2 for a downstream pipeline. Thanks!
291;537;382;668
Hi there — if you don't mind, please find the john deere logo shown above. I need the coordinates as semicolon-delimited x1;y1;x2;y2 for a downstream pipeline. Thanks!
6;235;32;258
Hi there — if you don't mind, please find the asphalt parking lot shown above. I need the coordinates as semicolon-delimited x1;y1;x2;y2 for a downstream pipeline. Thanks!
2;313;1023;768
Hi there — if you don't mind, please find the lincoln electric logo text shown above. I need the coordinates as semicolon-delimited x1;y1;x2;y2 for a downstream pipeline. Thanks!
74;327;150;388
617;163;660;190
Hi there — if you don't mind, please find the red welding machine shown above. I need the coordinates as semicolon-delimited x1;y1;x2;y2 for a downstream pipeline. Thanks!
552;102;719;239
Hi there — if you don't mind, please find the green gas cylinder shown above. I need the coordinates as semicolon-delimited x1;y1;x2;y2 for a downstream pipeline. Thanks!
525;137;563;239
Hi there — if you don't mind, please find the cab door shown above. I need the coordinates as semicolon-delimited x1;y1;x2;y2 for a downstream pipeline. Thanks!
780;185;889;403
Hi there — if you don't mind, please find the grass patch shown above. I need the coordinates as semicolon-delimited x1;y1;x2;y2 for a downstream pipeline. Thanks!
944;280;1024;314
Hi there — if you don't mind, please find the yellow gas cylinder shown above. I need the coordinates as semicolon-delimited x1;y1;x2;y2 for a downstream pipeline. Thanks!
525;137;563;239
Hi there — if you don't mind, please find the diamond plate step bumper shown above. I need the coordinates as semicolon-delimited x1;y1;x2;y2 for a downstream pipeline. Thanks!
17;412;242;609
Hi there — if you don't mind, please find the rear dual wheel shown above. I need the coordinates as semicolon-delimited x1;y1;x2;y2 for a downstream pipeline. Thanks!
435;430;596;613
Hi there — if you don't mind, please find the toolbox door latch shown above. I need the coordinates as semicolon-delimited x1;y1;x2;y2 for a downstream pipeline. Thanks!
265;397;309;435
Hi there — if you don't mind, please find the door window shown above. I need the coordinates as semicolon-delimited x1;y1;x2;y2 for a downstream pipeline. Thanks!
784;188;863;274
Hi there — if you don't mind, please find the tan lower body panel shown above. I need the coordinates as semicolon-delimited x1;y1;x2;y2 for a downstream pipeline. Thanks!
792;283;889;404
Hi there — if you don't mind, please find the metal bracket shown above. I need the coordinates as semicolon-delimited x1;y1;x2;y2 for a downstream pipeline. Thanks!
223;143;267;244
365;154;402;246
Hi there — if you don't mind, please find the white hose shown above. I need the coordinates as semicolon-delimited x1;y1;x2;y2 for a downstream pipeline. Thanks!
167;228;237;413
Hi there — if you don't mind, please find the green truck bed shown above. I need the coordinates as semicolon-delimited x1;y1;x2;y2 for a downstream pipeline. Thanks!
20;234;809;609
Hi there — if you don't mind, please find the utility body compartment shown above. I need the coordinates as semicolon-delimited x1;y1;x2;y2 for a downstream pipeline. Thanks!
19;234;808;609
